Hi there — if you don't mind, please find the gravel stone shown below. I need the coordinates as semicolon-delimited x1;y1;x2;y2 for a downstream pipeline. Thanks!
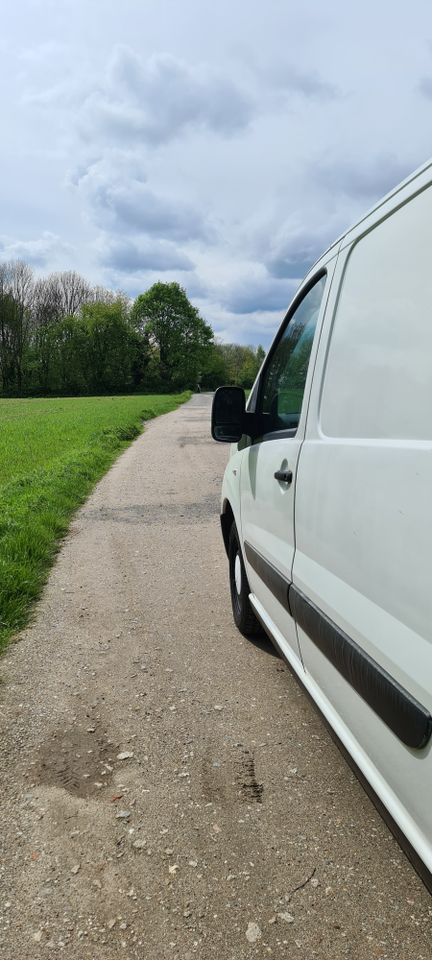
246;922;262;943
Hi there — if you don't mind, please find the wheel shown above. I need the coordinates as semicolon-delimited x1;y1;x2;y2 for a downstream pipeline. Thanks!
228;522;262;637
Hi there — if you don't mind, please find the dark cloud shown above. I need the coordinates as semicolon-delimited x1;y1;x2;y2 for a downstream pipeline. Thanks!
249;217;338;281
77;157;213;242
101;237;194;273
265;230;324;279
266;250;317;279
314;155;413;201
78;47;254;147
219;274;297;315
97;182;209;241
264;215;348;277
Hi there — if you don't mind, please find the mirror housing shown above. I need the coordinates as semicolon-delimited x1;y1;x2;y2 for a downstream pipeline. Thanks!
211;386;245;442
211;385;269;443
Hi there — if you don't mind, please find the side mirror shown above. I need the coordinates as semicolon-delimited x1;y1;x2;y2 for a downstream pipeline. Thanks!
211;386;245;442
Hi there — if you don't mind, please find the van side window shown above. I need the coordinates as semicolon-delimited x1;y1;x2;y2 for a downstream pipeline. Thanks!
259;274;326;433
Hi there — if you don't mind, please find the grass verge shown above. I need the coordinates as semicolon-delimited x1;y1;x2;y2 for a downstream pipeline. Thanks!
0;393;190;651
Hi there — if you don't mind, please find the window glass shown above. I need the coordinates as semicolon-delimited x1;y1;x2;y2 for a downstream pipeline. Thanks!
260;274;326;432
321;185;432;440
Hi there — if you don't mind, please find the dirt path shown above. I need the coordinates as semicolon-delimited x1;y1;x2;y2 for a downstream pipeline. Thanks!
0;393;431;959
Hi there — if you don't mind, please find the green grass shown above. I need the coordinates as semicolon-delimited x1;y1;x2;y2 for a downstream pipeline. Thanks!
0;393;190;651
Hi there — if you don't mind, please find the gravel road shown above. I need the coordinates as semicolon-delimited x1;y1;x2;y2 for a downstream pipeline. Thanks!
0;393;431;959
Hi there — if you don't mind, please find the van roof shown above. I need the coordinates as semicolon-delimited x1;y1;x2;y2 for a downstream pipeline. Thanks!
312;156;432;269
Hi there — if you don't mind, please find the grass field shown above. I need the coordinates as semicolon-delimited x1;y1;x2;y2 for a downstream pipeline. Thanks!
0;393;190;651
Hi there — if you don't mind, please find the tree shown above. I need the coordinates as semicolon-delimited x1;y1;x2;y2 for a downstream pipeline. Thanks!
0;260;34;394
131;282;213;390
0;266;18;395
53;270;92;317
256;344;266;368
214;343;263;388
200;341;229;389
81;298;136;393
27;275;133;395
30;275;63;393
199;341;266;390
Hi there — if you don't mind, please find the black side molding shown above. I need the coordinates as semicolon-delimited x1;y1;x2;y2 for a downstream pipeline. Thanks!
241;541;432;749
252;601;432;894
244;542;292;615
290;586;432;750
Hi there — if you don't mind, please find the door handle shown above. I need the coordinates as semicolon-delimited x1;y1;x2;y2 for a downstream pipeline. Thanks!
274;469;293;484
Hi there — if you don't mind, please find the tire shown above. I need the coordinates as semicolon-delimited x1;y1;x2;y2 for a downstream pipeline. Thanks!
228;522;262;637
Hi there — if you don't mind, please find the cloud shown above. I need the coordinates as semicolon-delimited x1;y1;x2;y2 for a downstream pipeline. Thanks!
77;47;254;147
103;271;202;301
211;307;285;348
419;76;432;99
261;218;340;282
20;40;89;108
219;272;298;315
75;155;213;242
313;154;413;201
266;249;318;280
19;41;72;66
0;232;70;267
264;228;326;279
246;212;340;281
263;63;339;101
24;79;83;107
100;237;194;273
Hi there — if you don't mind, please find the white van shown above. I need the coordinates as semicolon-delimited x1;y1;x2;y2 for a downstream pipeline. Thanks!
211;159;432;889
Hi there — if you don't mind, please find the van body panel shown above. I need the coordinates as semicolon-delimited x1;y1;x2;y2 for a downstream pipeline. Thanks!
292;170;432;872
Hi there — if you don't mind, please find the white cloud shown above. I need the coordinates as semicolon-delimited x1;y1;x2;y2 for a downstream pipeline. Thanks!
0;231;70;267
77;47;254;147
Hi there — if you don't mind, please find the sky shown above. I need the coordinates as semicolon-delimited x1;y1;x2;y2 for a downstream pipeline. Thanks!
1;1;432;347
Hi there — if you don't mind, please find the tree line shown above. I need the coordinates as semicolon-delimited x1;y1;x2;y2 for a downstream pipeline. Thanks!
0;261;265;397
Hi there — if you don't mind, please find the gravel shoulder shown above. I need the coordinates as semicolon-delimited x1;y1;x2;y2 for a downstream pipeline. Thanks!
0;393;431;959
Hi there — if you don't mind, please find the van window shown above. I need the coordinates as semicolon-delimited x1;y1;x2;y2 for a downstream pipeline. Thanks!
259;274;326;433
321;185;432;440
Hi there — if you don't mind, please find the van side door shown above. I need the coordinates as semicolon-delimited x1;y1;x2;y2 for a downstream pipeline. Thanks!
239;263;336;665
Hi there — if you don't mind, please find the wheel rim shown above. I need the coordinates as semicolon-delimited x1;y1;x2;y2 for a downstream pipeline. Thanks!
234;553;242;595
